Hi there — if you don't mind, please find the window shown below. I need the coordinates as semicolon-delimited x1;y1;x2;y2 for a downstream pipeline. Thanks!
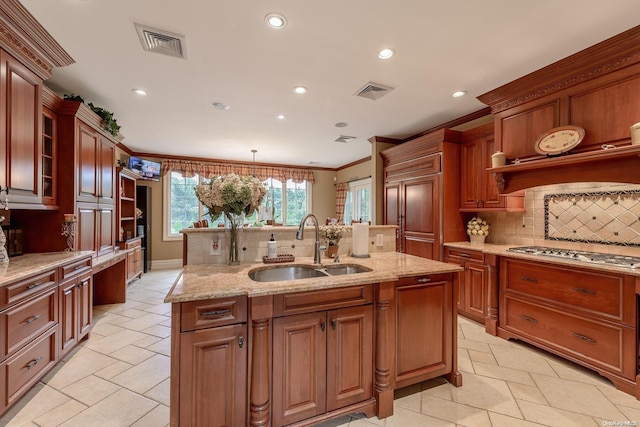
163;172;312;240
343;178;372;224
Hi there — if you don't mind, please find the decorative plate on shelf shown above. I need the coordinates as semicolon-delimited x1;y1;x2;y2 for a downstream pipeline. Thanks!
534;126;585;155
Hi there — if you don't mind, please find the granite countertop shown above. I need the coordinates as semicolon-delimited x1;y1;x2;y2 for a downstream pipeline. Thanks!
0;251;95;286
165;252;463;303
444;241;640;276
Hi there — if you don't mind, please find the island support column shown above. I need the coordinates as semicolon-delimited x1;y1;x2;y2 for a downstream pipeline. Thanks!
249;296;273;426
374;281;395;418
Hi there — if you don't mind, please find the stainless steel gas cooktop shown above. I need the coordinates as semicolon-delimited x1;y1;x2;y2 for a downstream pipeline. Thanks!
507;246;640;269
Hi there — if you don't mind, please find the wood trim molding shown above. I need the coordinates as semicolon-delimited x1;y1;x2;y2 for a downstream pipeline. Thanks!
337;156;371;171
478;25;640;113
0;0;74;79
57;100;125;143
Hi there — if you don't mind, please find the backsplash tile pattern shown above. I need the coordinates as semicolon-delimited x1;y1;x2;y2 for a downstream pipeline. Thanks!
545;189;640;246
482;183;640;247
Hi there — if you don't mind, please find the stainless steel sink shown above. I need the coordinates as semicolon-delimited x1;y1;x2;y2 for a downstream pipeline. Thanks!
248;265;329;282
323;264;372;275
248;263;371;282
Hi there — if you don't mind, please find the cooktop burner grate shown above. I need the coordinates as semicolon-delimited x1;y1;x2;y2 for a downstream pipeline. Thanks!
507;246;640;268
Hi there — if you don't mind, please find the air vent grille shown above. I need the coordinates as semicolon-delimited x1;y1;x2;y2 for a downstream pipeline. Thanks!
354;82;394;100
134;23;187;59
335;135;356;143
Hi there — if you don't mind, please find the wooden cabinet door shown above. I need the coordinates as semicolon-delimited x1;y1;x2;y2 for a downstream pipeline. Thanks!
465;262;488;323
459;139;480;210
59;279;78;356
77;122;99;203
402;176;439;259
0;50;42;205
273;312;326;426
326;305;373;411
97;206;114;255
179;324;247;427
384;183;400;251
76;204;97;253
479;133;503;209
394;277;452;388
77;276;92;338
99;138;114;203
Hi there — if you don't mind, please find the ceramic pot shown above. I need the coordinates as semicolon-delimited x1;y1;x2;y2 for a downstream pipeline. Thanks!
469;235;486;245
326;245;339;258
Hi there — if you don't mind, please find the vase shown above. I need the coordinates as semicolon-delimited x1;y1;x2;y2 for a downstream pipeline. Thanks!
469;234;486;245
326;244;339;259
224;212;245;265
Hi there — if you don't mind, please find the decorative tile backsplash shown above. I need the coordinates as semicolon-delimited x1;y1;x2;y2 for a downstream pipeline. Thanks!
545;189;640;246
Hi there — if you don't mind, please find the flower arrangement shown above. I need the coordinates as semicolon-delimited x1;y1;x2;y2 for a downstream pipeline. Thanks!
194;174;268;221
319;223;348;245
467;217;489;236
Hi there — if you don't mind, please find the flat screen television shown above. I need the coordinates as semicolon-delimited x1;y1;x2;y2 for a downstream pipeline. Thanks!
129;156;161;181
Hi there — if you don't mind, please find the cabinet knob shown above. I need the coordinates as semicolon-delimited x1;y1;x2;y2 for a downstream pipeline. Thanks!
331;319;337;329
238;336;244;348
320;321;326;332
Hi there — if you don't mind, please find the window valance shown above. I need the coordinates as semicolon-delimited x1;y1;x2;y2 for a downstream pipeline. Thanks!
161;159;315;184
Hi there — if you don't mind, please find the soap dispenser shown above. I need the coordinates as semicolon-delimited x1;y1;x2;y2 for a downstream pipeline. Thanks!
268;234;277;259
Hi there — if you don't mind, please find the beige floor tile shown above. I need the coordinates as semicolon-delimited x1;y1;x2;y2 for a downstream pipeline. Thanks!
449;372;522;418
507;382;548;405
93;360;134;380
517;399;601;426
83;328;152;355
131;404;170;427
110;354;171;393
90;320;125;337
140;323;172;338
468;349;497;365
60;374;121;406
548;358;614;387
46;350;120;389
110;344;156;364
1;384;69;426
349;414;385;426
144;378;170;405
146;337;171;356
421;379;453;401
460;323;515;348
420;395;492;427
393;388;421;412
457;348;474;373
132;334;163;348
530;373;625;420
490;344;558;377
610;405;640;425
116;307;155;319
473;361;536;386
58;388;158;427
32;399;88;427
99;312;136;326
489;411;554;427
457;337;492;353
598;385;640;410
140;303;172;315
118;313;170;331
386;406;455;427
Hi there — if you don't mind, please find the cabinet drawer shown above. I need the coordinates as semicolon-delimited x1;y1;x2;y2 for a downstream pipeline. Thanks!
274;284;373;317
1;287;57;359
444;247;484;263
396;273;452;287
501;296;636;380
125;238;141;250
1;327;57;409
181;297;247;332
60;257;92;282
1;270;57;311
501;258;634;324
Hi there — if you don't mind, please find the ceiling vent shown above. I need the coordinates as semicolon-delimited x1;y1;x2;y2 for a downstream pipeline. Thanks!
335;135;357;143
354;82;394;100
134;23;187;59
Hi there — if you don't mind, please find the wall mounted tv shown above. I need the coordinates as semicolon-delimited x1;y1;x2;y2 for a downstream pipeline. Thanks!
129;156;161;181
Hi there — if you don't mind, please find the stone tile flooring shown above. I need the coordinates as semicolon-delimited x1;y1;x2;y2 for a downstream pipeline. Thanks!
2;268;640;426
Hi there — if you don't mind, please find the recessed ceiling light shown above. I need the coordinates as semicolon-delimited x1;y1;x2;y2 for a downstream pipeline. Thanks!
265;13;287;29
451;90;467;98
276;114;287;120
335;122;348;128
131;88;148;96
293;86;307;94
377;48;395;60
212;102;230;110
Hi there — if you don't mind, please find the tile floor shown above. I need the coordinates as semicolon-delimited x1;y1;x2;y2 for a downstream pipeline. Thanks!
2;268;640;426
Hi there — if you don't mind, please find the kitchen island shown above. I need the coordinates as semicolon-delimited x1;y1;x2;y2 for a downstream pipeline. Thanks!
165;252;463;426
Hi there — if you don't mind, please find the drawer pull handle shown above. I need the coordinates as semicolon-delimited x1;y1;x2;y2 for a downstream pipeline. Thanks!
520;314;538;323
26;281;44;290
26;357;43;370
238;336;244;349
320;321;326;332
74;265;85;271
572;332;596;343
201;309;232;317
416;277;430;283
572;287;596;295
331;319;337;329
520;275;538;283
25;314;42;324
459;253;471;258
